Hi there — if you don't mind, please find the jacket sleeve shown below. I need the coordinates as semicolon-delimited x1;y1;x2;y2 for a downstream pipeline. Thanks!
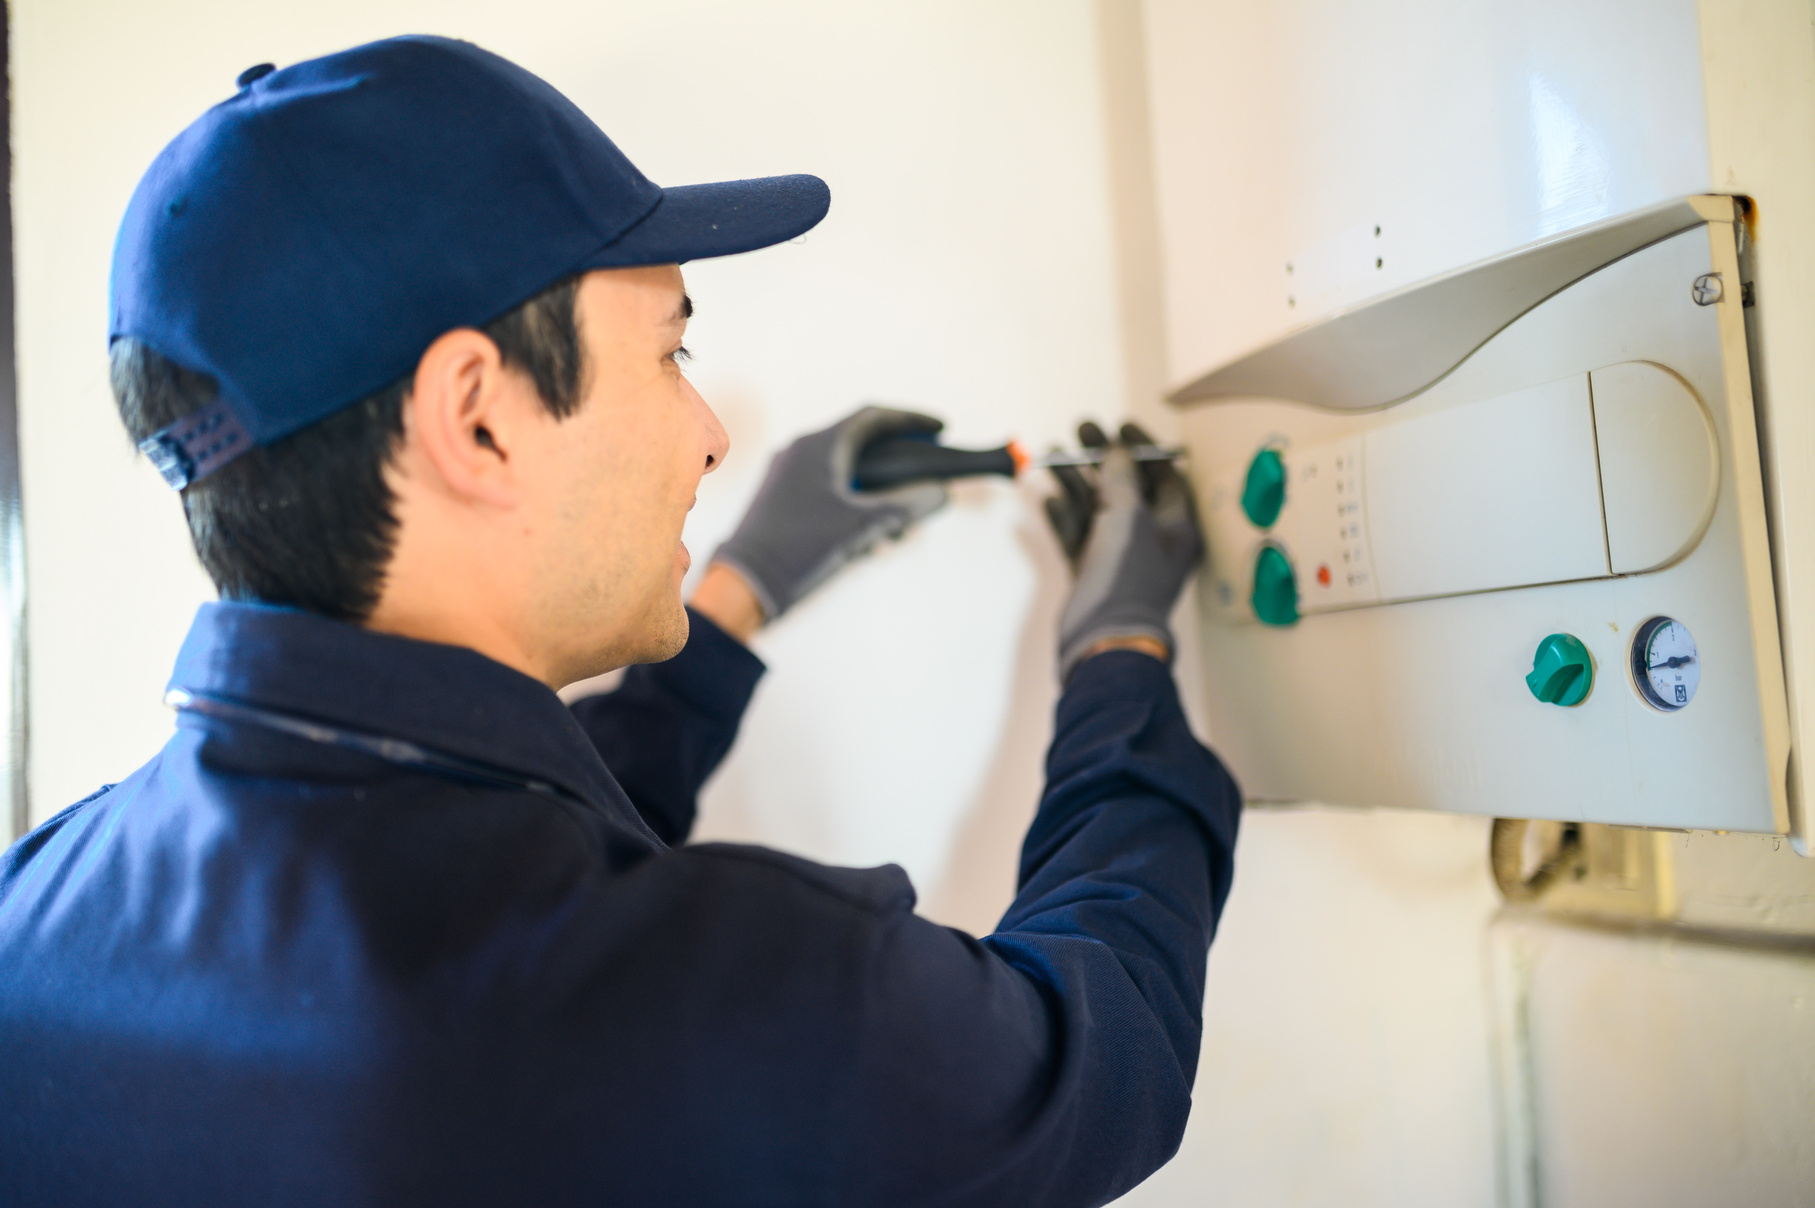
834;649;1241;1207
567;608;766;846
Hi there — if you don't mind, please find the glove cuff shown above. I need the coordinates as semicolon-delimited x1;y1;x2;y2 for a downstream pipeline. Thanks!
1057;620;1173;684
709;548;783;623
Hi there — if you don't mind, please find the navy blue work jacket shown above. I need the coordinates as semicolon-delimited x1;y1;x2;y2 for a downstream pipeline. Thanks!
0;601;1240;1207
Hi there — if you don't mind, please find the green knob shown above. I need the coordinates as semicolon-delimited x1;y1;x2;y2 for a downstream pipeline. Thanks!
1525;633;1594;706
1241;448;1287;528
1252;545;1299;627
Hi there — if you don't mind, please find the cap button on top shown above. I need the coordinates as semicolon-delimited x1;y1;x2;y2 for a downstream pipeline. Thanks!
236;63;277;89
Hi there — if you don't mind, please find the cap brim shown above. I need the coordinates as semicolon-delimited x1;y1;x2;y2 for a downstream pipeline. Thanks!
579;173;830;269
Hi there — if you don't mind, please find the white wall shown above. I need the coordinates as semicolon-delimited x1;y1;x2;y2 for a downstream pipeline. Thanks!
1124;807;1504;1208
1493;913;1815;1205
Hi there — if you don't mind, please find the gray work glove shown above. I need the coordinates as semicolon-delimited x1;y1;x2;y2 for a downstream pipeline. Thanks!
1047;421;1203;681
714;405;949;620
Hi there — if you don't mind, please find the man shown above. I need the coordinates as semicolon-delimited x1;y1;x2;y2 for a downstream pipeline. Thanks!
0;36;1239;1207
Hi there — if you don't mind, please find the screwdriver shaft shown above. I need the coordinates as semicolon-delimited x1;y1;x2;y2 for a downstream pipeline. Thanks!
1034;444;1185;468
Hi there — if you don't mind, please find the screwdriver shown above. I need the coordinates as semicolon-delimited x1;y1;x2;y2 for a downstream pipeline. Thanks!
851;435;1184;491
1036;445;1186;468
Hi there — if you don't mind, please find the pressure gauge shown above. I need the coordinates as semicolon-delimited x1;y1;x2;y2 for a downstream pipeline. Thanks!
1631;616;1699;711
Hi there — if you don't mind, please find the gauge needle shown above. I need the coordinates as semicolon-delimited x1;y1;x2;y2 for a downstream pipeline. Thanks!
1649;655;1696;670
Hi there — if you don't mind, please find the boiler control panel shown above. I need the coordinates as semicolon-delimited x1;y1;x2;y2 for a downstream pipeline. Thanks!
1173;205;1790;835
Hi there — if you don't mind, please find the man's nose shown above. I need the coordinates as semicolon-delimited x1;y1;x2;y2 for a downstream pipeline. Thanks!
696;385;730;474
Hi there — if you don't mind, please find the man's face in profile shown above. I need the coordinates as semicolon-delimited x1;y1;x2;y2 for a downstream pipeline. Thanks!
523;265;729;681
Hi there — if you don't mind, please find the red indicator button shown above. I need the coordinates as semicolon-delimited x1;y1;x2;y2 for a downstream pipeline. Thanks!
1316;564;1332;587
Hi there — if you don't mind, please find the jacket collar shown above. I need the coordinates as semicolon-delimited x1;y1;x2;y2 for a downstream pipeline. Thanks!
168;601;639;827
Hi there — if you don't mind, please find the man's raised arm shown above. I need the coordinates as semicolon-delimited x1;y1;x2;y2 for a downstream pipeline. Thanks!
830;422;1240;1204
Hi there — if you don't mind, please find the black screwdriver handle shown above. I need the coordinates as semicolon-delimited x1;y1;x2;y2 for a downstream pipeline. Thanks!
852;437;1023;491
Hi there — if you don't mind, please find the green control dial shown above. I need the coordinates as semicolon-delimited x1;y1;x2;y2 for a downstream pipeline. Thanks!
1525;633;1594;706
1251;545;1299;627
1241;448;1286;529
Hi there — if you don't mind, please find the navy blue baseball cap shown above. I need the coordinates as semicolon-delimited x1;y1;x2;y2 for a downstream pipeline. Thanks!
111;35;830;488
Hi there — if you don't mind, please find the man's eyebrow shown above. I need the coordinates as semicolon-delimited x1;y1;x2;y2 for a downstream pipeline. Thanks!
673;294;693;322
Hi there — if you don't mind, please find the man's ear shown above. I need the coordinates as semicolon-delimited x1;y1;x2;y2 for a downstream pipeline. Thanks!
405;328;532;507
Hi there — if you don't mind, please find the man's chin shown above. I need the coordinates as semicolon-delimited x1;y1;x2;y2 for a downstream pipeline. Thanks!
620;599;691;667
556;600;690;689
649;602;691;662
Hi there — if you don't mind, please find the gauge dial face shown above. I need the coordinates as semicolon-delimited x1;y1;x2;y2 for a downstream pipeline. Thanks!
1631;616;1699;711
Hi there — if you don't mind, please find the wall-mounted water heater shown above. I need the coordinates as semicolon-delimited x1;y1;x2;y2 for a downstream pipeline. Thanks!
1177;199;1785;833
1143;0;1815;844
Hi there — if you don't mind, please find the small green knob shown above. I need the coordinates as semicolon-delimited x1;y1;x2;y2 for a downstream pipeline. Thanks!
1526;633;1594;706
1241;448;1287;529
1252;545;1299;627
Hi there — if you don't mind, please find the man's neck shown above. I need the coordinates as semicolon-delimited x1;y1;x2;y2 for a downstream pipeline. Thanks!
365;591;551;686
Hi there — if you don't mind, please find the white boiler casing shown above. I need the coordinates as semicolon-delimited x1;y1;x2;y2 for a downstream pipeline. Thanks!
1144;0;1815;841
1179;206;1787;833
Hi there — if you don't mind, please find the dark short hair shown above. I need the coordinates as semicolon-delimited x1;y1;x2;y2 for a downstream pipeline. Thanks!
111;276;584;621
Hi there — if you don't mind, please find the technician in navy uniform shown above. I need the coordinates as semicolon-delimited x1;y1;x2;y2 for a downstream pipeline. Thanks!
0;37;1239;1207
